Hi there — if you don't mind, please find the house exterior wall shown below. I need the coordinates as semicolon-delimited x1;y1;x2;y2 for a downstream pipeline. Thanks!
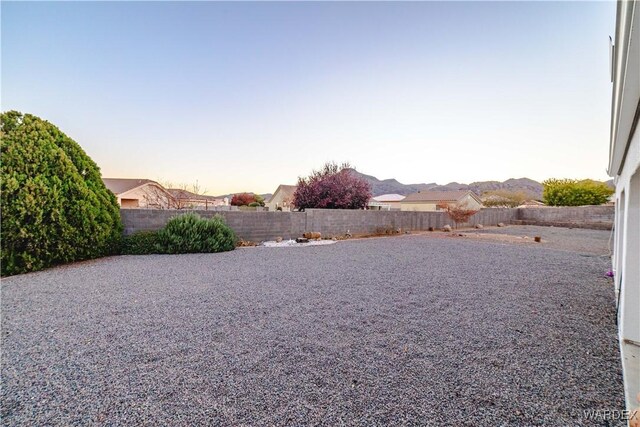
266;190;294;211
399;202;438;212
400;194;482;212
120;198;140;208
117;184;172;209
611;129;640;414
460;194;483;210
609;0;640;413
368;200;403;210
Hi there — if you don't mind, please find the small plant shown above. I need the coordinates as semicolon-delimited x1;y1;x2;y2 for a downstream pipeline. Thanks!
156;213;236;254
439;202;478;229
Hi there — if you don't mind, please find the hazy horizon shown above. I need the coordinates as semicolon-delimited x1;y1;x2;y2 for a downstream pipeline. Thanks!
2;1;615;195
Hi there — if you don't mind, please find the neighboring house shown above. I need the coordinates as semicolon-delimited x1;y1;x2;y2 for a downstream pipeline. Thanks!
400;190;483;212
102;178;174;209
167;188;229;210
266;185;297;211
368;194;405;210
609;0;639;415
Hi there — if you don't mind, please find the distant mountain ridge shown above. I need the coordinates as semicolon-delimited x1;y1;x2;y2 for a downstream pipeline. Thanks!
348;169;544;199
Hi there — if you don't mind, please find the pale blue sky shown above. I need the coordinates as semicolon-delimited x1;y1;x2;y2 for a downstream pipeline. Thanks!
2;1;615;195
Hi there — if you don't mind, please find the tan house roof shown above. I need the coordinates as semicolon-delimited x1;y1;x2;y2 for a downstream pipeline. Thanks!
102;178;159;195
402;190;481;204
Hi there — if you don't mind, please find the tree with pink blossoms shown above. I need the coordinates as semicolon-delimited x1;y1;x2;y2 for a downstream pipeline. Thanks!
293;162;372;210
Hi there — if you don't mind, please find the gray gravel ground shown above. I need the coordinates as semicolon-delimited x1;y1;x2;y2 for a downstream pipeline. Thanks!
1;227;624;426
465;225;613;256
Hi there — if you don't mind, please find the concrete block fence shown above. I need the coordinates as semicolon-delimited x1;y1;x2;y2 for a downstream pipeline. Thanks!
120;206;613;242
120;208;518;242
514;206;614;230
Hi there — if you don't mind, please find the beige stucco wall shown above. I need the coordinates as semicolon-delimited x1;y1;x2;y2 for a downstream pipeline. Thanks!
118;184;172;209
120;198;140;208
460;194;483;210
370;200;403;210
400;195;483;212
266;191;294;211
400;202;438;212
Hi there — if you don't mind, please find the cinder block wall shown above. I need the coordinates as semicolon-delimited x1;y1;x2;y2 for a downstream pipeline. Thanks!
516;206;614;229
120;208;518;241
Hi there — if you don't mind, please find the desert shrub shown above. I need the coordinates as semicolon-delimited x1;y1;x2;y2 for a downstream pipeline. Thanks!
1;111;122;276
440;203;478;228
542;179;613;206
156;213;236;254
121;231;160;255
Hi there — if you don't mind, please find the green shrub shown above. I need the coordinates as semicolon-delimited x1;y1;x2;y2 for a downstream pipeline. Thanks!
542;179;614;206
156;213;236;254
1;111;122;276
121;231;160;255
248;202;261;207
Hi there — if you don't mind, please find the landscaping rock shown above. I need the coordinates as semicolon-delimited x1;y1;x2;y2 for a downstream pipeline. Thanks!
443;225;452;232
534;236;542;243
0;227;624;426
275;237;283;243
497;222;505;227
475;224;484;229
303;232;321;240
296;237;309;244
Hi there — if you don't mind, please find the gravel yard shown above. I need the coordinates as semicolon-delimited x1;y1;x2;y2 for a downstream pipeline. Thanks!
1;226;624;426
463;225;613;256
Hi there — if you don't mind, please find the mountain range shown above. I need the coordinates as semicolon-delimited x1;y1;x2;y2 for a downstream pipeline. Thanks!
348;169;544;199
224;171;614;201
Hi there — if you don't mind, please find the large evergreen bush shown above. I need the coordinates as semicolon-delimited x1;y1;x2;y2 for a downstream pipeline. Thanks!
1;111;122;275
